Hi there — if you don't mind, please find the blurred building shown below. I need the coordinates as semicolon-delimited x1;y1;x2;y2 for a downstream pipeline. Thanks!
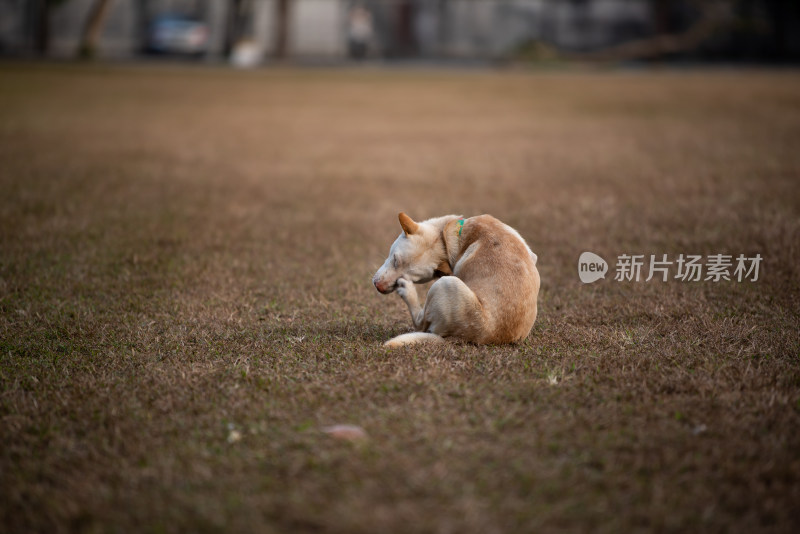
0;0;798;62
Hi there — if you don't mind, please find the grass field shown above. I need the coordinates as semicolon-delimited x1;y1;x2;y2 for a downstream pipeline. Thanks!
1;62;799;533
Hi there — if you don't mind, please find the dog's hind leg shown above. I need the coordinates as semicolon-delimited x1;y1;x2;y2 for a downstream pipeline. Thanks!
422;276;486;343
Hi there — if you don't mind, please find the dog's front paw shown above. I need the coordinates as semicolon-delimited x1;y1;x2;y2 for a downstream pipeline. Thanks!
396;278;412;298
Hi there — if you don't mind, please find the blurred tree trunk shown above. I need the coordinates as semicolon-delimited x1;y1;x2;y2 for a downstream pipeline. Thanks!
135;0;151;53
438;0;449;56
34;0;69;55
274;0;290;59
78;0;113;59
652;0;671;35
34;0;51;55
224;0;246;56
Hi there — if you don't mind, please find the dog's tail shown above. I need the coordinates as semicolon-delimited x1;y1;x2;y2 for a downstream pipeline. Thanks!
384;332;445;348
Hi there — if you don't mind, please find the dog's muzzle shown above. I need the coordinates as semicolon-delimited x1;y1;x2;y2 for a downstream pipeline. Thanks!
373;278;396;294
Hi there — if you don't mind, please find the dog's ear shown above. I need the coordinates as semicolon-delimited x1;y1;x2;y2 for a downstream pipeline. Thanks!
398;212;419;236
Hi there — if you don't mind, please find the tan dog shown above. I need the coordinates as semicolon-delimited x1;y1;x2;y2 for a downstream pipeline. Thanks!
373;213;540;347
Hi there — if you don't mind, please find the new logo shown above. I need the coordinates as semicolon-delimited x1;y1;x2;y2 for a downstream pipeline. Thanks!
578;252;608;284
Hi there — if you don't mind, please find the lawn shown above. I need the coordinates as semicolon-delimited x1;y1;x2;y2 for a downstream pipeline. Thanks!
1;62;799;533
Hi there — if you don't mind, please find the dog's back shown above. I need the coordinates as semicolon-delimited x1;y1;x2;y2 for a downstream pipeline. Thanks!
450;215;540;343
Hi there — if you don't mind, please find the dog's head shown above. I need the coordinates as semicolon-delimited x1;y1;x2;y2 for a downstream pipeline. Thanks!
373;212;448;294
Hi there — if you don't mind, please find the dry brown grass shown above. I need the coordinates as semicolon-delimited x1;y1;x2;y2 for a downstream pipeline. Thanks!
0;62;799;533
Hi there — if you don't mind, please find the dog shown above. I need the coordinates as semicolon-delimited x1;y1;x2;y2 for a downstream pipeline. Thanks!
373;212;540;347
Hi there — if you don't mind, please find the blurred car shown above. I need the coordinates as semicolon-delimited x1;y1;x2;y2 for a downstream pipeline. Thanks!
147;15;209;56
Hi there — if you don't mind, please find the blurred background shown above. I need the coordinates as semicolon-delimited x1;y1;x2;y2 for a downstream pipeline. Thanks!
2;2;800;533
1;0;799;65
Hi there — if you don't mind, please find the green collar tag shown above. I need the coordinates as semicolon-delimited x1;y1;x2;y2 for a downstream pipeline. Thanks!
457;218;465;237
